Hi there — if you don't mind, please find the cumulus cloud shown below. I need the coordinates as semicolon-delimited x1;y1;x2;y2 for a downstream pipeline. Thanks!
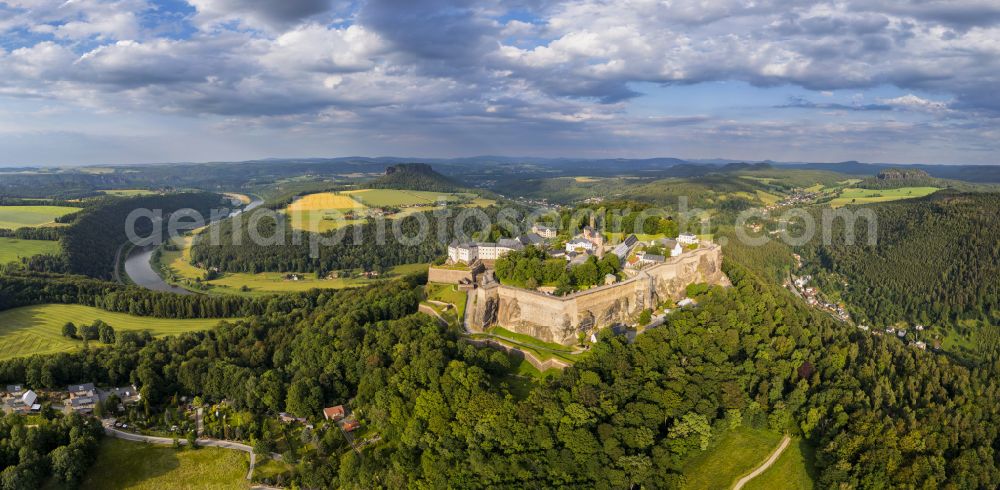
187;0;340;31
0;0;998;164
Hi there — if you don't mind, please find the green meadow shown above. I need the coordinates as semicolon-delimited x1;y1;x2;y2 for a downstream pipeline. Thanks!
0;238;60;264
0;304;230;360
0;205;80;229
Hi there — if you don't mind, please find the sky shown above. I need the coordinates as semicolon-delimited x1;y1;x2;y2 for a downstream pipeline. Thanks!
0;0;998;166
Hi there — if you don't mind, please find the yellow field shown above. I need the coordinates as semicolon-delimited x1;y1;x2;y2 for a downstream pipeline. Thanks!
0;304;229;360
223;192;251;205
160;233;428;296
100;189;157;196
286;192;365;211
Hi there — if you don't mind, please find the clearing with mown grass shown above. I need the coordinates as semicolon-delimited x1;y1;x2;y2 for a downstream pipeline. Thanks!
0;238;60;264
0;205;80;229
80;438;249;490
829;187;939;208
744;438;816;490
681;426;784;489
0;304;229;360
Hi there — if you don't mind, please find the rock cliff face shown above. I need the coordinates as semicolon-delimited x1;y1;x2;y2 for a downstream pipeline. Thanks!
469;243;729;344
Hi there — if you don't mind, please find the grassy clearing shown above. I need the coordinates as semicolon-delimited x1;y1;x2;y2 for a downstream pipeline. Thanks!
81;438;249;490
743;438;816;490
160;234;428;296
0;238;59;263
680;426;783;490
253;458;293;482
425;283;468;319
573;176;601;183
0;304;229;361
475;326;584;364
0;205;80;229
100;189;157;196
830;187;939;208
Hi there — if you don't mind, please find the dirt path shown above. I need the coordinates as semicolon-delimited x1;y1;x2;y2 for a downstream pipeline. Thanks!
732;435;791;490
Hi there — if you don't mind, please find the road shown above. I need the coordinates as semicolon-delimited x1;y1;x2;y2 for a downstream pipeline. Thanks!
102;422;257;481
732;435;791;490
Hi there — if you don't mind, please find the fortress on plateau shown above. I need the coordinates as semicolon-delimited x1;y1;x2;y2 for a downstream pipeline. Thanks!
463;242;729;345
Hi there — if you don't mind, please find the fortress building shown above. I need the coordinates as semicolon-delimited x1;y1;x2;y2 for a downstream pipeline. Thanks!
466;242;729;345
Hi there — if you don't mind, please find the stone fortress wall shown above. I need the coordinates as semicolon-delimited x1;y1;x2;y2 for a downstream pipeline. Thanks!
467;243;729;345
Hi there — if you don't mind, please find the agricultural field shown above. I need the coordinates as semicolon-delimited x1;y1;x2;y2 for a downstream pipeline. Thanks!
0;304;229;360
80;439;249;490
284;192;367;232
343;188;465;206
160;233;428;296
829;187;940;208
680;426;784;489
0;238;60;264
222;192;251;205
744;439;816;490
284;189;492;232
0;205;80;229
286;192;366;211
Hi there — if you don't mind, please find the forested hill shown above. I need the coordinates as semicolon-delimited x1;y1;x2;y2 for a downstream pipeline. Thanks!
61;193;223;279
368;163;463;192
3;259;1000;487
800;192;1000;326
190;205;508;274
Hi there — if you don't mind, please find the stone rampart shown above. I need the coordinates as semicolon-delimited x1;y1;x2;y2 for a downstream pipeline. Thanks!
469;243;729;345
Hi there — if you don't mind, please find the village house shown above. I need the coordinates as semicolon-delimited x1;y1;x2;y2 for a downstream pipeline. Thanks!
323;405;346;421
341;418;361;432
2;388;40;414
565;237;595;254
612;234;639;261
531;224;558;239
99;385;141;408
519;233;545;247
66;383;98;414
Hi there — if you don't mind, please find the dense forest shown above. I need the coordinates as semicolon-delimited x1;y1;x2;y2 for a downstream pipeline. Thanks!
58;193;222;279
0;226;61;241
0;273;273;319
1;258;997;487
0;412;103;489
369;163;463;192
799;192;1000;327
189;205;516;274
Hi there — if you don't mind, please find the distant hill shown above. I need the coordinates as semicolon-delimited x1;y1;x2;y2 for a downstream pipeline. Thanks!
369;163;462;192
856;168;936;189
